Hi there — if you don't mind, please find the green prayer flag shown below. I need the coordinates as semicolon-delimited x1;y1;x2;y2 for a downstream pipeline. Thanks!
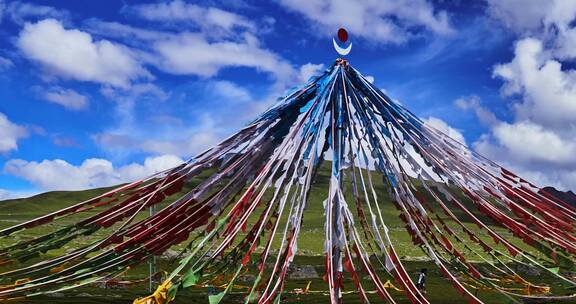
217;217;228;227
273;293;282;304
547;267;560;274
208;291;225;304
167;283;179;300
245;274;262;303
182;269;200;288
245;290;260;303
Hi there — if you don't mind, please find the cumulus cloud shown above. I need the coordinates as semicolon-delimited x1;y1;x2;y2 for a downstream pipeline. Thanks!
477;122;576;165
463;1;576;190
44;87;89;111
0;112;28;153
85;18;324;158
474;132;576;191
473;37;576;190
423;117;466;145
278;0;453;44
18;19;149;88
10;5;328;166
493;38;576;128
487;0;576;60
4;154;184;191
554;26;576;60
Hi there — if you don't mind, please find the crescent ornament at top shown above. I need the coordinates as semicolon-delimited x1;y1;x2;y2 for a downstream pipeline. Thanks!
333;27;352;56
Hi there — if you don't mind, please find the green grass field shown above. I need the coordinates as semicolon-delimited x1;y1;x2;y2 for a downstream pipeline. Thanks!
0;164;574;303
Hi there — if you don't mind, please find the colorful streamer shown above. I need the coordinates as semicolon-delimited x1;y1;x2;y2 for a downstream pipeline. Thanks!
0;59;574;304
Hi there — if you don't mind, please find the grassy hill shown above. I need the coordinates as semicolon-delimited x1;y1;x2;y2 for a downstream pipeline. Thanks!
0;165;570;304
0;187;113;220
0;163;528;258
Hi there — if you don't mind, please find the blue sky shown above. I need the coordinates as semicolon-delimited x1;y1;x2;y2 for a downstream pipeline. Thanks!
1;0;576;199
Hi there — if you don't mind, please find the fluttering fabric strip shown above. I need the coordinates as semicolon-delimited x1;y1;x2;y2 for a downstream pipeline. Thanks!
0;61;574;304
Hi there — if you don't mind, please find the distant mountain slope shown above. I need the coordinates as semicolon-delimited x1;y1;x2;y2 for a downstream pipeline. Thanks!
3;183;573;218
0;187;112;216
540;186;576;207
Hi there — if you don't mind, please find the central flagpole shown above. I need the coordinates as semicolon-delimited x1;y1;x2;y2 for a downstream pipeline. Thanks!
148;204;156;293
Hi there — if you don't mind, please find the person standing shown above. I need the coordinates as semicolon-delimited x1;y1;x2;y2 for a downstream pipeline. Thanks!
416;268;427;294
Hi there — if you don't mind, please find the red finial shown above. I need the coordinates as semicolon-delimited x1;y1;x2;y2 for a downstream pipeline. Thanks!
337;28;348;43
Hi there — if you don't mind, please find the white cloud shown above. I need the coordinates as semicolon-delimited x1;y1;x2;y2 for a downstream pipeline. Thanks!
44;87;89;111
5;1;67;24
364;75;375;84
0;112;28;153
80;13;324;160
477;121;576;165
455;95;499;126
278;0;453;44
208;80;252;102
149;33;324;89
298;63;324;83
72;8;322;160
493;38;576;128
152;32;295;86
423;117;466;145
140;131;221;157
87;7;316;90
474;132;576;191
487;0;576;33
473;34;576;190
4;154;184;191
0;189;14;201
554;26;576;60
487;0;554;33
93;128;222;158
84;19;166;42
487;0;576;60
125;0;256;33
18;19;149;88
